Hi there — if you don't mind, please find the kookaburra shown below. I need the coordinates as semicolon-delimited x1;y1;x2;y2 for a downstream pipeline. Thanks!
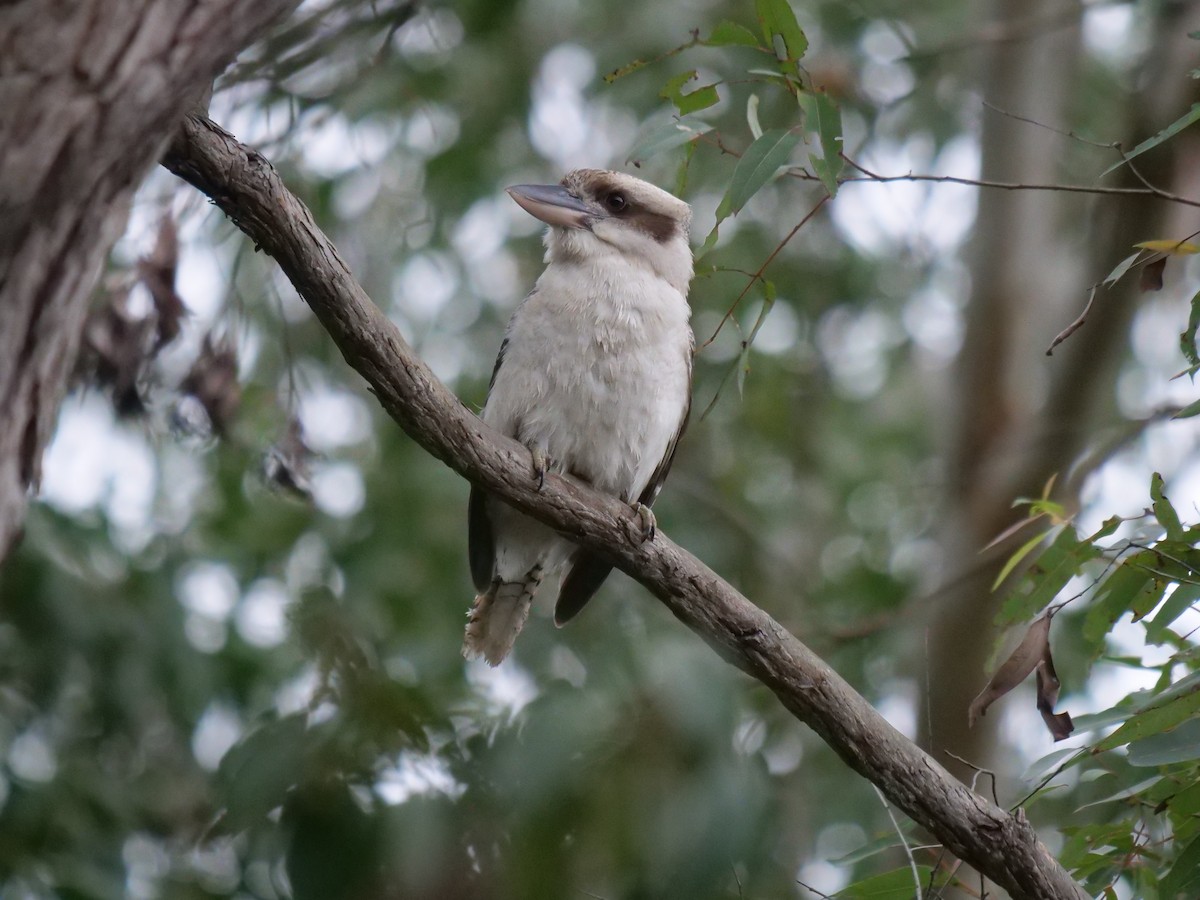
464;169;694;665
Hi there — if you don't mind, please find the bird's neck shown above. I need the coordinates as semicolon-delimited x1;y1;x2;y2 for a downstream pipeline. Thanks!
544;238;693;298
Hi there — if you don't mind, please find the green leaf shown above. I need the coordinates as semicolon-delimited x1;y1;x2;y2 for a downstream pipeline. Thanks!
216;714;309;833
677;84;719;116
673;137;698;195
1165;780;1200;817
829;829;915;866
1102;103;1200;177
727;128;801;213
993;525;1057;591
1103;250;1144;287
1083;556;1156;653
735;343;750;399
659;70;720;116
1152;472;1186;541
797;91;844;197
695;220;723;261
755;0;807;64
736;283;777;398
1127;717;1200;766
626;119;713;166
1147;583;1200;644
1023;746;1084;781
1175;397;1200;419
998;525;1102;627
1075;776;1160;810
835;865;936;898
1181;288;1200;367
706;20;761;47
1161;832;1200;899
1095;684;1200;751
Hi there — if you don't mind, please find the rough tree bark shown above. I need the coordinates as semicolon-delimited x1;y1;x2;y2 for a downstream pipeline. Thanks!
162;113;1088;900
0;0;296;562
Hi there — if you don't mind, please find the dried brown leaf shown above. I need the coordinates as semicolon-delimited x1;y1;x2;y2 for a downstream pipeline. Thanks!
180;334;241;435
264;416;314;500
968;614;1052;728
78;284;155;415
1036;656;1074;742
1140;256;1167;292
137;216;188;350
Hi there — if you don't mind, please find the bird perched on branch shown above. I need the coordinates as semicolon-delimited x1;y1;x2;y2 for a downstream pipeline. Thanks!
464;169;694;665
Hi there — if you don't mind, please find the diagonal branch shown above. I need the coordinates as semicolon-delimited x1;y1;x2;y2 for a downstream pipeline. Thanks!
161;113;1084;900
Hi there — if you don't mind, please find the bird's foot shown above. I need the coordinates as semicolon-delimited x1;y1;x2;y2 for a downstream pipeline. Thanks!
528;444;551;490
633;502;656;543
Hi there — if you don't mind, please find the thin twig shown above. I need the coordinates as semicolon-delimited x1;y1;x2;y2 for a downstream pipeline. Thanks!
945;751;1000;807
1046;286;1098;355
874;784;924;900
981;100;1119;151
836;152;1200;209
699;194;829;350
795;879;834;899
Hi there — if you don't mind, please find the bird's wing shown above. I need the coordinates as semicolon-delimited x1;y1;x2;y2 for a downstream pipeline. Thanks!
467;486;494;591
554;352;693;625
486;336;509;392
636;383;691;509
554;552;614;626
467;337;511;591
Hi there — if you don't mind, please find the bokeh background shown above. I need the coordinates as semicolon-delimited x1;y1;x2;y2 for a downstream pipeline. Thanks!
4;0;1200;897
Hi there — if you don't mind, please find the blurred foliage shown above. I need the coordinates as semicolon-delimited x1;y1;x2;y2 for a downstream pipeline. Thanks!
4;0;1200;897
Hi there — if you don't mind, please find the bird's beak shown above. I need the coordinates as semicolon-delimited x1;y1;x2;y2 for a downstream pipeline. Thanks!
506;183;595;230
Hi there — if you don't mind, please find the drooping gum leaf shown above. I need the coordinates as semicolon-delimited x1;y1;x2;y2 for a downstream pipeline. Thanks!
1151;472;1185;541
705;20;761;47
754;0;808;64
1102;251;1143;287
1173;397;1200;419
1160;832;1200;899
1036;656;1074;741
626;120;712;166
677;84;719;116
797;91;844;197
1101;102;1200;178
969;614;1052;727
727;128;801;213
1083;556;1156;652
834;866;937;900
746;280;776;345
658;70;721;116
1095;684;1200;751
998;525;1101;627
1127;717;1200;766
1146;583;1200;644
993;526;1056;591
1180;288;1200;367
216;714;309;834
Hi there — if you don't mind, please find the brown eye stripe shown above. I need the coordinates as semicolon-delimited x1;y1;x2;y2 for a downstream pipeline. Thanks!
628;208;677;243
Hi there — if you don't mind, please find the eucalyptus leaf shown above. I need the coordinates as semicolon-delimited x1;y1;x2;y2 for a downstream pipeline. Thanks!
727;128;801;213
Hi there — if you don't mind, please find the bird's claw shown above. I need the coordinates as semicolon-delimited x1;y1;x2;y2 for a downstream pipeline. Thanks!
634;503;656;543
529;445;550;490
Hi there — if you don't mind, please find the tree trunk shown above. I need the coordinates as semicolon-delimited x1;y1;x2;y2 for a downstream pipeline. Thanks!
0;0;296;561
923;0;1200;782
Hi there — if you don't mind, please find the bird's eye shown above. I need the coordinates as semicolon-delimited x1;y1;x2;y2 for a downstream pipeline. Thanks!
604;192;627;212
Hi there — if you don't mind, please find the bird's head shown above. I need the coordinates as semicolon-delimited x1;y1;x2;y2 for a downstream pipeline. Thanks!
506;169;693;294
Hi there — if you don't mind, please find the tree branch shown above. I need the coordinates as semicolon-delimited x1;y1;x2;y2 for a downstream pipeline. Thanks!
161;113;1085;900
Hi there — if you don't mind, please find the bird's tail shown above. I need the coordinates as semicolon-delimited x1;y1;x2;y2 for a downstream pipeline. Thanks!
462;565;544;666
